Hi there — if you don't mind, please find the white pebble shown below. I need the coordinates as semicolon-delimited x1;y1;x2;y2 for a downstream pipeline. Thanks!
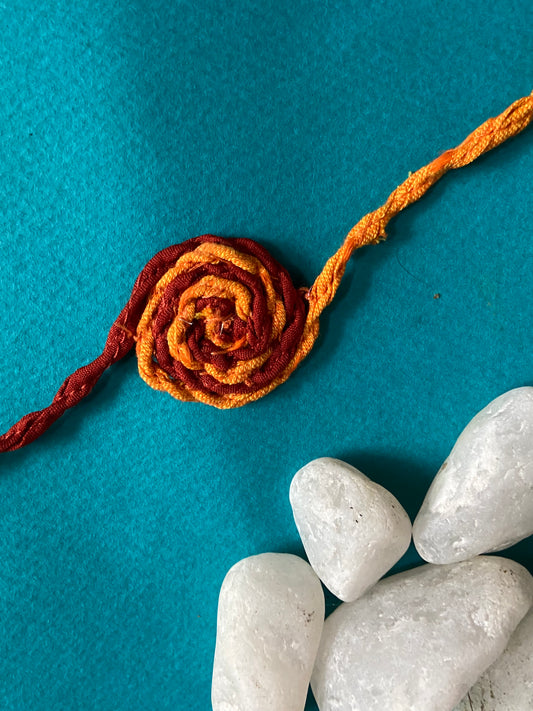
454;606;533;710
290;457;411;601
413;387;533;564
311;556;533;711
211;552;324;711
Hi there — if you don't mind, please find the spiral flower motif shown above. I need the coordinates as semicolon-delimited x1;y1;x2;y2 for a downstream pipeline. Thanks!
134;234;310;408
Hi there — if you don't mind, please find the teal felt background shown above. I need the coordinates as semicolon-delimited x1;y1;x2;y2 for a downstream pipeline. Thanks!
0;1;532;709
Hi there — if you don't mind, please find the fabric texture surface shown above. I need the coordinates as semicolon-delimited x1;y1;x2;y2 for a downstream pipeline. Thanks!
0;2;532;709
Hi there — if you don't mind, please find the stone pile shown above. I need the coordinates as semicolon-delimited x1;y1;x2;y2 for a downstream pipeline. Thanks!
211;388;533;710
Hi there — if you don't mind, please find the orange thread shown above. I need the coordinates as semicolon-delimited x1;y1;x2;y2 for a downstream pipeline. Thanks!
235;91;533;405
306;91;533;323
136;92;533;410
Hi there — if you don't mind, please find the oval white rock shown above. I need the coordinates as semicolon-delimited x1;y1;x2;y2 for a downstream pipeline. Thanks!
211;552;325;711
311;556;533;711
413;387;533;564
454;606;533;711
290;457;411;601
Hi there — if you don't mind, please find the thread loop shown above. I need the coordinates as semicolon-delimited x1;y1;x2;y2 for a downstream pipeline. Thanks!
1;92;532;451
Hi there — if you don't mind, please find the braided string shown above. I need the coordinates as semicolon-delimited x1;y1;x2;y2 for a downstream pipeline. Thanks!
1;92;532;452
306;91;533;321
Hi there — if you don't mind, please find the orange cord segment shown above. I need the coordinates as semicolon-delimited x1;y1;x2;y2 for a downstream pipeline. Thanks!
305;91;533;325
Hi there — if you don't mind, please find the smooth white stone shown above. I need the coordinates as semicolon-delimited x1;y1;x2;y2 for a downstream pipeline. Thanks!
212;552;325;711
454;606;533;711
413;387;533;564
290;457;411;601
311;556;533;711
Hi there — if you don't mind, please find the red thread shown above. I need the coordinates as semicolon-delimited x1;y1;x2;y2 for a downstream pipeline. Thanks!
0;235;306;451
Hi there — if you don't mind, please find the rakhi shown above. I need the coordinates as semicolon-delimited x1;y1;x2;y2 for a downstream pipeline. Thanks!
1;92;532;453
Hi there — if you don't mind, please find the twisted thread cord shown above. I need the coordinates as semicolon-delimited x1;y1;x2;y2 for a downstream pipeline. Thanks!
1;92;532;452
305;91;533;322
